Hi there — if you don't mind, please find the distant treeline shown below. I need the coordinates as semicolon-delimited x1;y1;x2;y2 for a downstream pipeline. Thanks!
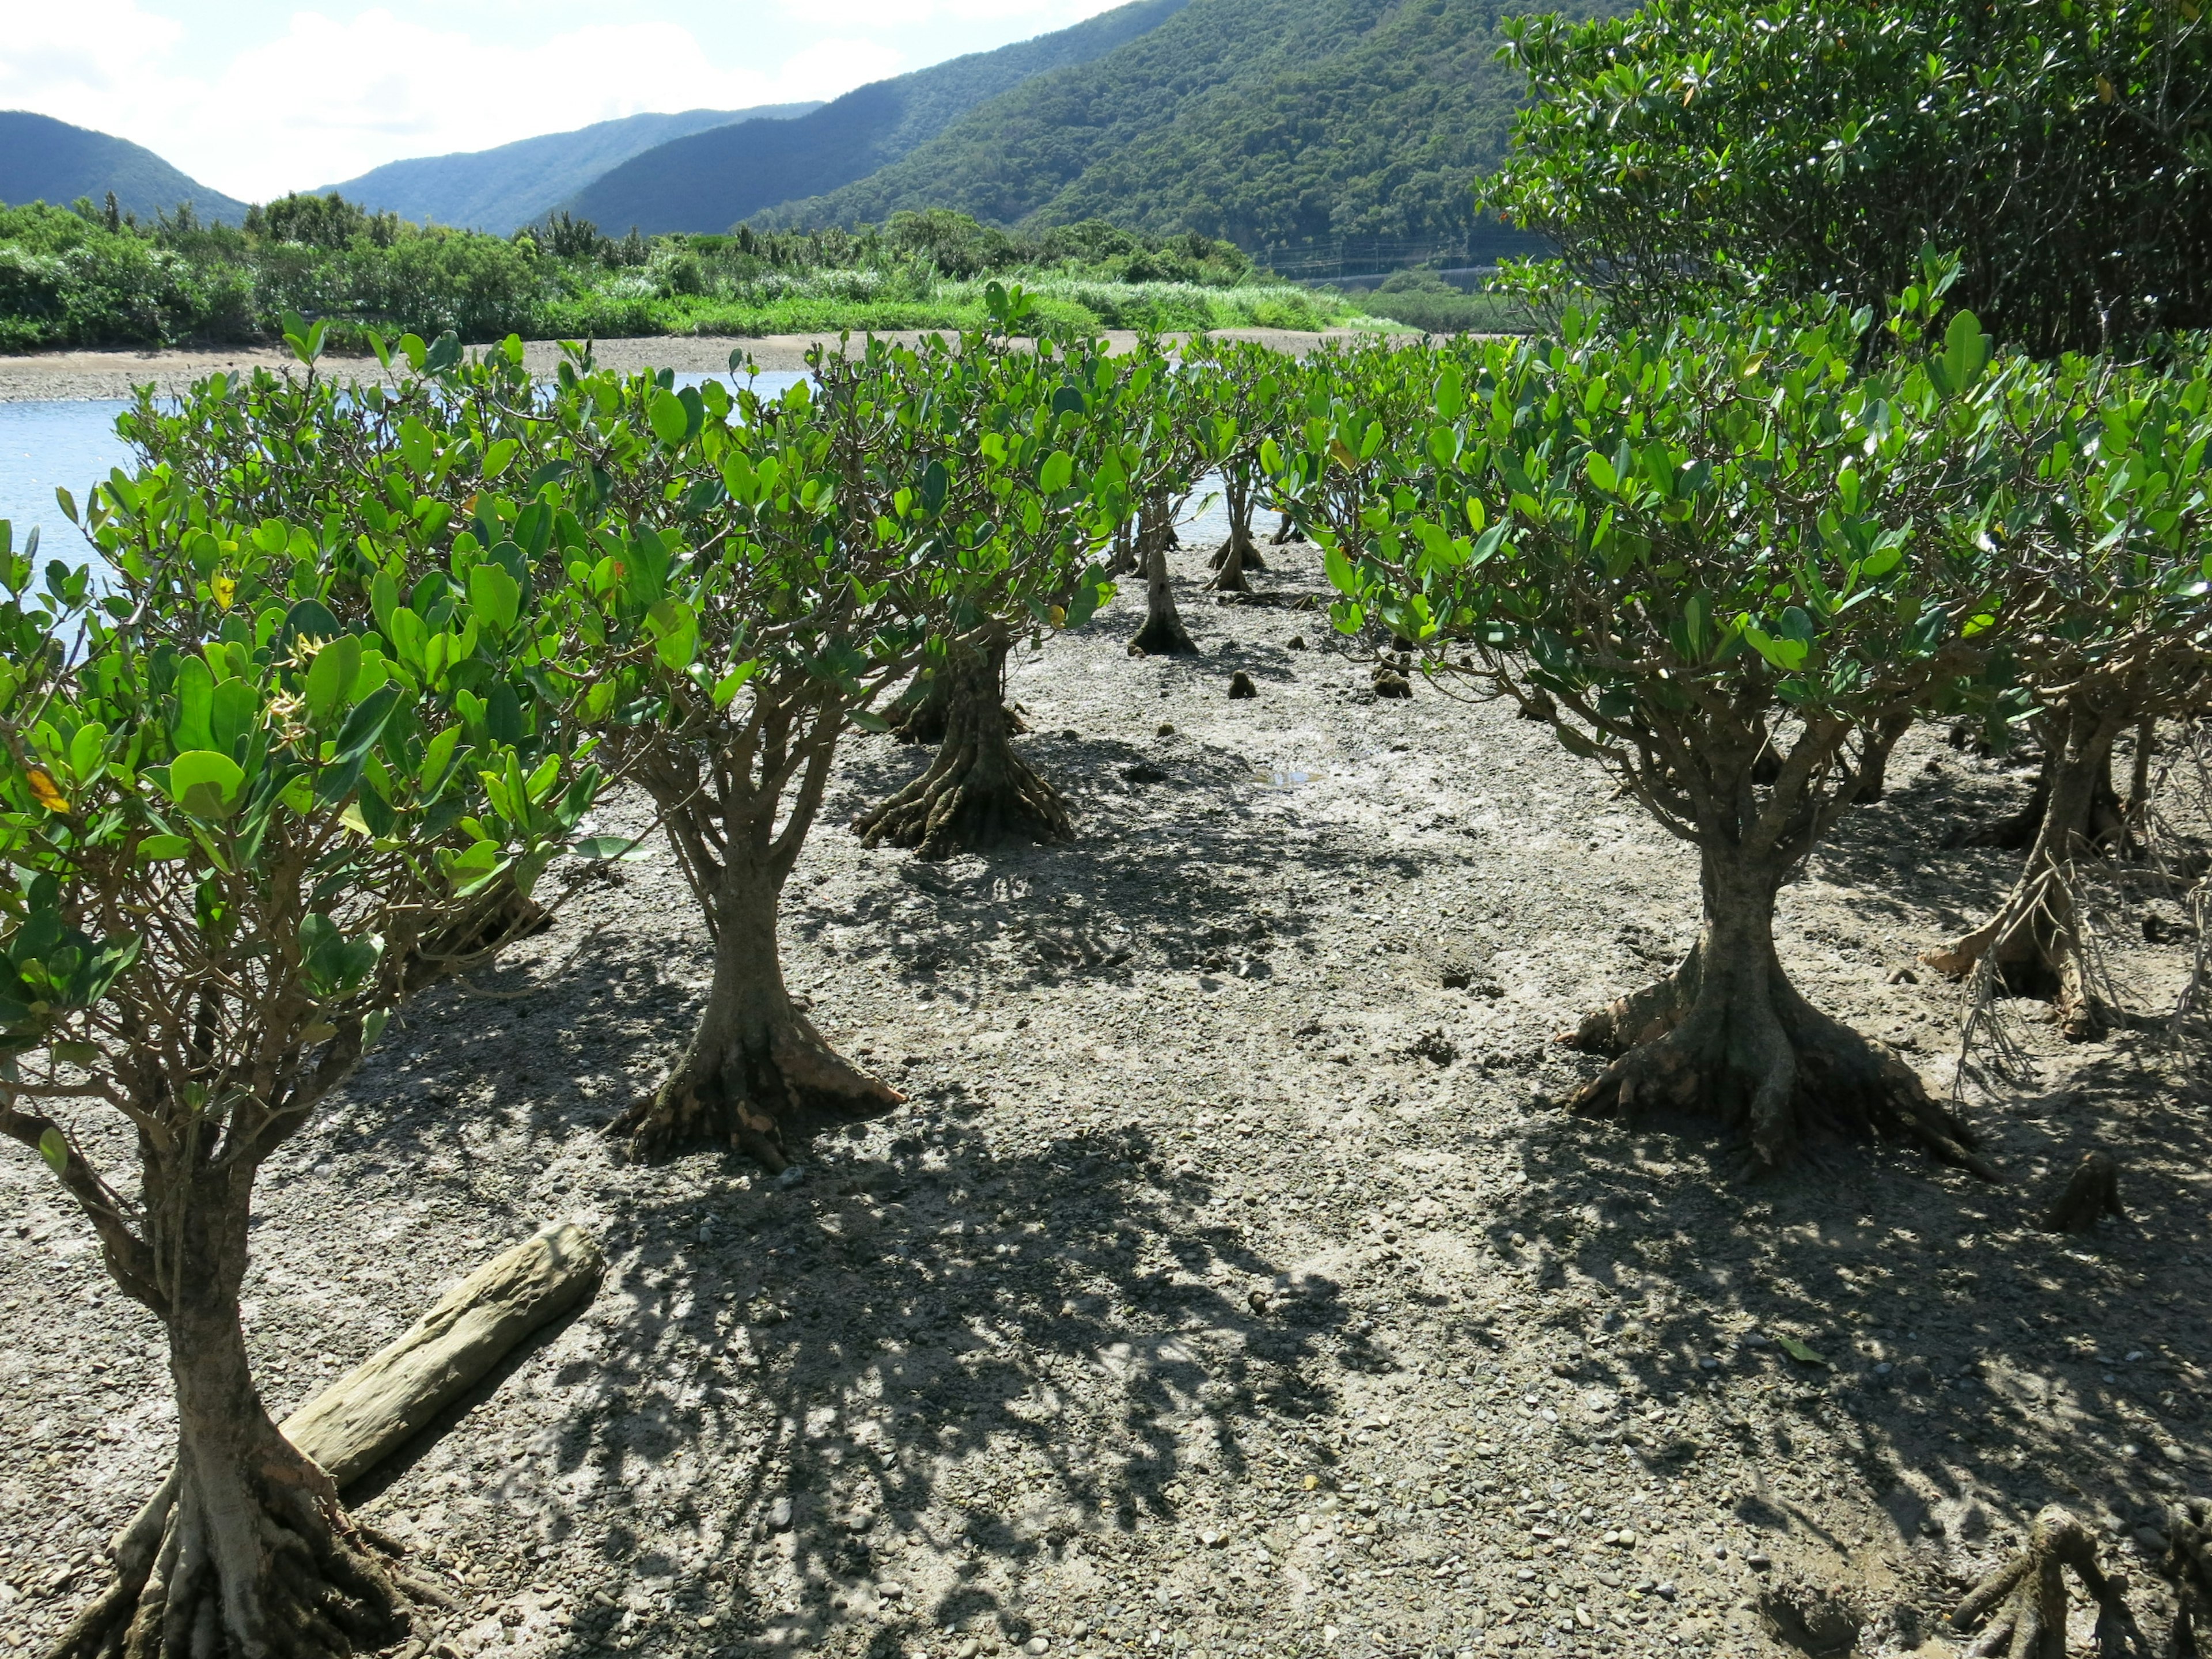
0;194;1361;352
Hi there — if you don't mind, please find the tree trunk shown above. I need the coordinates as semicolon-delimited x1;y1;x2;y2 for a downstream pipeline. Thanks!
1107;521;1139;578
1923;703;2124;1040
1127;493;1197;657
1848;713;1912;804
884;667;950;746
1950;721;2128;855
1209;469;1263;590
52;1178;429;1659
613;854;902;1165
1566;843;1994;1177
851;635;1072;858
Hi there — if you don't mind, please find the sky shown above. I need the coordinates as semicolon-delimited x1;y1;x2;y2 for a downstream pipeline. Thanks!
0;0;1125;201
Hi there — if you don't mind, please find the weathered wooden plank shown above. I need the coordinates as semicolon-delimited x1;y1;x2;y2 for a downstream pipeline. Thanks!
281;1219;604;1487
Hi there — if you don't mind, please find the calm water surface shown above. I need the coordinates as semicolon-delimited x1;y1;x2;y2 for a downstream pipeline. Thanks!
0;400;134;563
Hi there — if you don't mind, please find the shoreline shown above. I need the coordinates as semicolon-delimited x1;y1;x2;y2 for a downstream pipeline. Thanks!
0;327;1404;403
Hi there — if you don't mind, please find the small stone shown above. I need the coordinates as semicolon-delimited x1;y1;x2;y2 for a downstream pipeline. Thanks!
1228;672;1257;700
959;1643;983;1659
767;1497;793;1530
1027;1639;1051;1654
2135;1527;2171;1554
1157;722;1175;737
2126;1350;2146;1362
1746;1552;1773;1572
1200;1529;1226;1547
1655;1583;1677;1601
1287;635;1307;650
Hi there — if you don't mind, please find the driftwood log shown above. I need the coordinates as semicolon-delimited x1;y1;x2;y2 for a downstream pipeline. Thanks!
280;1219;604;1486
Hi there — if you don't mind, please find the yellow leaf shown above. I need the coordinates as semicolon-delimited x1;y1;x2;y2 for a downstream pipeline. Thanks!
1048;605;1067;627
340;801;373;836
2096;74;2116;102
213;574;237;610
1328;438;1359;469
25;767;69;813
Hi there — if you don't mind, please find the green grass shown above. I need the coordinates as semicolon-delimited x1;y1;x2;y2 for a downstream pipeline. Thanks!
536;275;1374;340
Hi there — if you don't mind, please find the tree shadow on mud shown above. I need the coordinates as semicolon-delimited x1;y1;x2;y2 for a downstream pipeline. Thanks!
815;729;1421;995
488;1118;1355;1655
1465;1052;2210;1643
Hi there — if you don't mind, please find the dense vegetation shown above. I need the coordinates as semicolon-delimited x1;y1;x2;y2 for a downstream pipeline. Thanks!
756;0;1577;256
0;198;1368;352
0;111;246;227
319;103;823;235
567;0;1191;236
1484;0;2212;354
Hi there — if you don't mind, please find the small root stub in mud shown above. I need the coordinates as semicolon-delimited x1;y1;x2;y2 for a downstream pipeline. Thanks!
2037;1149;2124;1233
1228;671;1257;699
1949;1505;2137;1659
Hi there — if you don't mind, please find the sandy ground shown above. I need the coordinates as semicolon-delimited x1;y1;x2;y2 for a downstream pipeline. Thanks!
0;330;1400;403
1;514;2208;1659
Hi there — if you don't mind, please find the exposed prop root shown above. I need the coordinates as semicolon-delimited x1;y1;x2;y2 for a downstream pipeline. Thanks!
1565;956;1998;1179
1948;1505;2137;1659
1227;671;1257;700
1209;535;1266;572
2166;1497;2211;1657
49;1448;443;1659
1924;864;2113;1042
854;633;1068;858
1268;512;1297;545
853;730;1074;858
2038;1150;2124;1233
613;1016;903;1168
1559;949;1699;1054
1129;609;1198;657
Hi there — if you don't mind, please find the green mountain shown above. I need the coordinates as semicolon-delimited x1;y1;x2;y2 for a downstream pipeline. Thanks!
0;111;247;224
565;0;1191;235
753;0;1577;257
319;104;821;233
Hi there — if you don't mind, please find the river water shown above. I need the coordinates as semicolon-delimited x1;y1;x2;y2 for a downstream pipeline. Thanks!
0;372;813;572
0;400;134;566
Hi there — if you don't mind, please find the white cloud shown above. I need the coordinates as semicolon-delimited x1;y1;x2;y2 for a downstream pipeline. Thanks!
0;5;902;201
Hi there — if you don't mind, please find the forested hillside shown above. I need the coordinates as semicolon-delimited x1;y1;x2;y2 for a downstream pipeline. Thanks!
752;0;1586;253
0;111;247;225
566;0;1190;235
319;104;821;232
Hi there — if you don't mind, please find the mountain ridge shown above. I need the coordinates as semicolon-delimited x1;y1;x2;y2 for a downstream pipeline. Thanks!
0;111;248;224
565;0;1191;235
317;104;823;233
751;0;1573;256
